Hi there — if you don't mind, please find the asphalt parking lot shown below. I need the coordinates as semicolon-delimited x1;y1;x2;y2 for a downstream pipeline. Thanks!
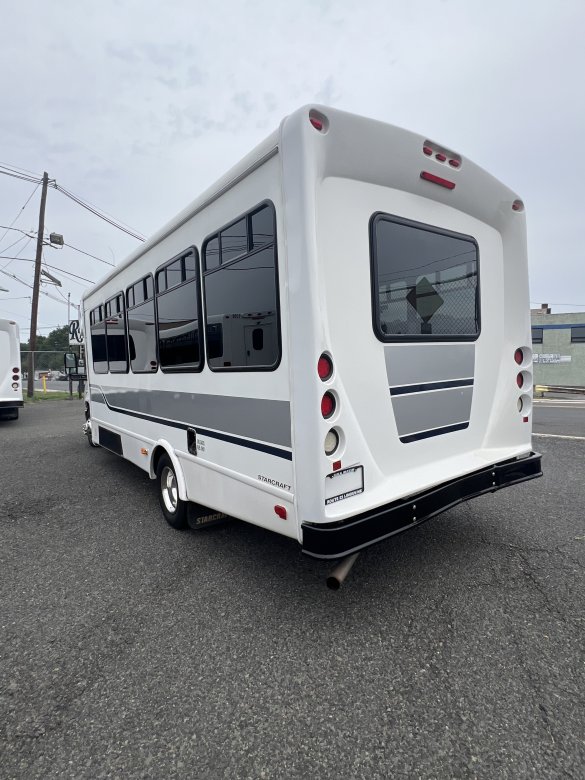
1;401;583;779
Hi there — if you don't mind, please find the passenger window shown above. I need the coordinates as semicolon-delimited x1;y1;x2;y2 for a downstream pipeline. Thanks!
221;218;247;264
127;275;157;373
90;306;108;374
156;249;202;372
203;203;280;370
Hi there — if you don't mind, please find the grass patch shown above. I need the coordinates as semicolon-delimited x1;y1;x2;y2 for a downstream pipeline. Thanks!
24;392;82;402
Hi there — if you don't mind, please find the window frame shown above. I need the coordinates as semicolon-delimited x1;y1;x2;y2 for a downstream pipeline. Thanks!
154;246;204;374
201;200;282;373
369;212;481;343
125;273;158;375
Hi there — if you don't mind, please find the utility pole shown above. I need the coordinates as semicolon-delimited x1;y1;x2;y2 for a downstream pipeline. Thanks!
27;171;49;398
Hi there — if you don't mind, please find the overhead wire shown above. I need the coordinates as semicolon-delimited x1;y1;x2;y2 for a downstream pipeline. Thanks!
53;182;146;241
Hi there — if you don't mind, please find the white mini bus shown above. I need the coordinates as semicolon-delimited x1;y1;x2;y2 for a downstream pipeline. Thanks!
0;319;23;420
81;105;542;562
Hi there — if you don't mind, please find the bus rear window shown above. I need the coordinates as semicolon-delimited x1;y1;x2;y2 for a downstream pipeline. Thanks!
370;214;479;341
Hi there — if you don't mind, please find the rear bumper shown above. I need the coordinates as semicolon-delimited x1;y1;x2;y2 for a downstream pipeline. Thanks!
0;400;24;409
302;452;543;559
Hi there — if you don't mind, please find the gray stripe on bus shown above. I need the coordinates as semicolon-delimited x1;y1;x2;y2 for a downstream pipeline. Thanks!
89;385;292;448
391;385;473;437
385;343;475;387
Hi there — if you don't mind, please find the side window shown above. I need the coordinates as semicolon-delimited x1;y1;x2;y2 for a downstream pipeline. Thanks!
106;293;128;373
126;275;158;373
203;203;280;370
571;326;585;343
90;305;108;374
156;249;202;371
531;327;543;344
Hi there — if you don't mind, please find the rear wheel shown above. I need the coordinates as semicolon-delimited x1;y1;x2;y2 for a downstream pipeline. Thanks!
156;453;188;530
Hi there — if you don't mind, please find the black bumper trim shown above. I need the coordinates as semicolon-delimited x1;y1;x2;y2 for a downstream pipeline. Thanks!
302;452;542;559
0;400;24;409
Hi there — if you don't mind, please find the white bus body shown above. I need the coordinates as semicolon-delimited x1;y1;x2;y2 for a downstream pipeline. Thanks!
0;319;23;420
81;106;541;559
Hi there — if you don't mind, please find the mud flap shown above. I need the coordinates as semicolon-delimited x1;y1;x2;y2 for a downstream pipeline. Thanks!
187;503;233;531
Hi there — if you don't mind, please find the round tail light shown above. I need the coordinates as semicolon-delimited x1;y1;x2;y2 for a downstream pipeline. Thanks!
12;375;19;381
318;354;333;381
12;367;19;373
516;373;524;389
514;349;523;365
321;392;335;419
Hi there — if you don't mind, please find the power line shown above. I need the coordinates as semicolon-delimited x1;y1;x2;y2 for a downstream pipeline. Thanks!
63;241;114;267
0;181;41;248
0;255;94;284
53;182;146;241
0;168;43;185
0;161;42;178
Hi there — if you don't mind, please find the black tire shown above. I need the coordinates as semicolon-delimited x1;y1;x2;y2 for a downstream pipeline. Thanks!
156;453;188;530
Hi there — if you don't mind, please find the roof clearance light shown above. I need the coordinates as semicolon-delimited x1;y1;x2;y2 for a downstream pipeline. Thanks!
420;171;456;190
514;349;524;365
309;109;328;133
318;354;333;381
436;152;447;162
512;199;524;212
423;146;433;156
449;159;461;168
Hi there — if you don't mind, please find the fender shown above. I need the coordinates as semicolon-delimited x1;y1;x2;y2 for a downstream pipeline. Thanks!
149;440;188;502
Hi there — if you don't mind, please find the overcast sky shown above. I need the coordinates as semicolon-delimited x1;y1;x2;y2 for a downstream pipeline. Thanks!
1;0;584;338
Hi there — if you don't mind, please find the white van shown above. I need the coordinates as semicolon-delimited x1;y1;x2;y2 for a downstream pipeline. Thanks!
81;105;542;560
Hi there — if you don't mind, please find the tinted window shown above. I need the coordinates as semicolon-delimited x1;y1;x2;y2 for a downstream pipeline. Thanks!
205;236;220;271
184;250;196;279
221;218;247;264
371;214;479;340
204;244;279;369
157;279;201;370
531;327;543;344
128;299;157;373
90;306;107;374
106;295;128;373
251;206;274;250
571;326;585;343
144;275;154;300
166;258;183;290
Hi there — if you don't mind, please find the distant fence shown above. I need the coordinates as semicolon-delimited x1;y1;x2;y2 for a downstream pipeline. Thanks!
535;385;585;397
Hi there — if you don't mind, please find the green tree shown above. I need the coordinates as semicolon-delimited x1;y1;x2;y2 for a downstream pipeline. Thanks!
21;325;69;372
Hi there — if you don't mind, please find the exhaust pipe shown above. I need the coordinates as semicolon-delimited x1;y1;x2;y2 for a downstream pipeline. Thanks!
326;552;360;590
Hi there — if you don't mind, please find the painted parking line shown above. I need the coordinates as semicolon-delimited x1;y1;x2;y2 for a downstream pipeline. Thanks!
533;433;585;441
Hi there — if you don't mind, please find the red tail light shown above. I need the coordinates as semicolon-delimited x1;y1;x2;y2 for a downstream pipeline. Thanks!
12;367;19;373
318;354;333;381
12;374;19;382
514;349;523;365
516;373;524;389
321;392;335;419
